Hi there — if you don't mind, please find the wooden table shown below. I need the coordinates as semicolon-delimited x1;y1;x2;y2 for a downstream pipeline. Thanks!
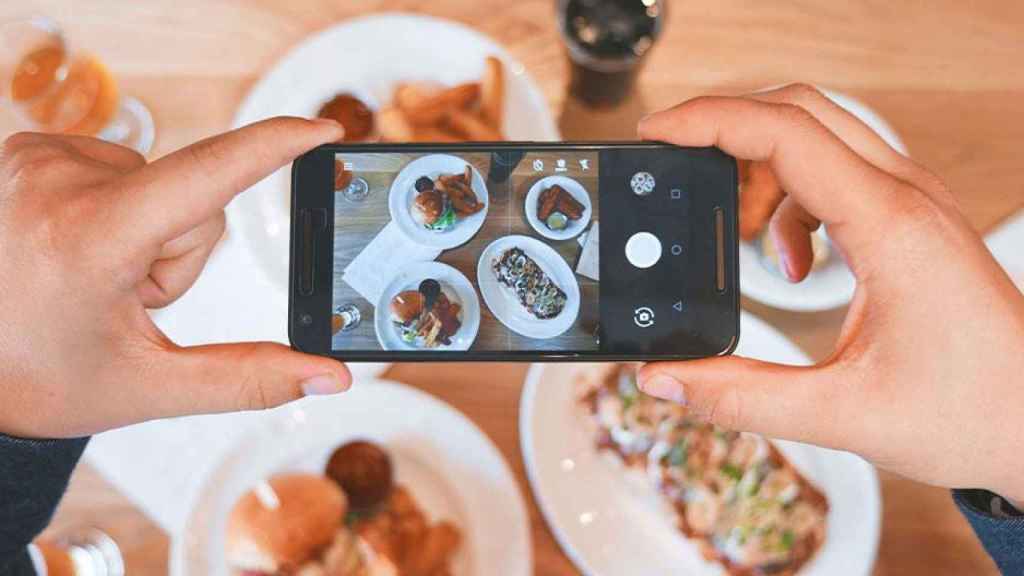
331;150;600;352
4;0;1020;574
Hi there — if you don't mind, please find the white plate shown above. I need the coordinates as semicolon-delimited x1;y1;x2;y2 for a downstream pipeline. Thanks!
374;261;481;351
477;235;581;339
739;88;908;311
228;13;560;291
524;175;593;240
389;154;489;249
520;312;881;576
985;209;1024;293
171;380;531;576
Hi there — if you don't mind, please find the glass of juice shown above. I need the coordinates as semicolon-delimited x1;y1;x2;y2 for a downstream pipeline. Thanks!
557;0;666;107
0;17;154;154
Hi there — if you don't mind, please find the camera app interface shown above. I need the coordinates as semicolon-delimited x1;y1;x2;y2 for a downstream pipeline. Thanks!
330;150;600;352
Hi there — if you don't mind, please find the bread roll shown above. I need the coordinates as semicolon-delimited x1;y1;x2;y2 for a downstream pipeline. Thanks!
226;474;347;573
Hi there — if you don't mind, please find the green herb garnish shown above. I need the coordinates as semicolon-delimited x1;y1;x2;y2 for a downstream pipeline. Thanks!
667;439;688;467
780;530;795;552
721;463;744;482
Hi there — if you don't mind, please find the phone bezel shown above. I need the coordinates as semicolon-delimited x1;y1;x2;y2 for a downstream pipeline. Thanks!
289;141;739;362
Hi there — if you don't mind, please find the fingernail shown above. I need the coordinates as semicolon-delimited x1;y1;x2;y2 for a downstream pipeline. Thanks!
777;249;797;282
639;373;687;405
301;374;344;396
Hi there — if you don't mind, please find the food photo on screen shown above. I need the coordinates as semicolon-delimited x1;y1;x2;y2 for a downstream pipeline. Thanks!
330;149;601;353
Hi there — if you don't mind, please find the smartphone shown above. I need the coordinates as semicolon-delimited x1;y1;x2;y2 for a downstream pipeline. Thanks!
289;142;738;361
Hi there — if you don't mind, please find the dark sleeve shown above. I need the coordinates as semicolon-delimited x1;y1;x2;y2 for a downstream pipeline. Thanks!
0;433;89;575
953;488;1024;574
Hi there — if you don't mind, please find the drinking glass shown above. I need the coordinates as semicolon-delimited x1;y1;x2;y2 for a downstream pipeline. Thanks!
557;0;666;107
32;528;124;576
0;17;154;154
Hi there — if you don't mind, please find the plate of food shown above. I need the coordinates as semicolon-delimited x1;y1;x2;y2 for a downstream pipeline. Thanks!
375;261;480;351
389;154;489;249
477;235;581;340
525;175;593;241
738;88;907;311
520;313;881;576
228;12;559;291
170;380;532;576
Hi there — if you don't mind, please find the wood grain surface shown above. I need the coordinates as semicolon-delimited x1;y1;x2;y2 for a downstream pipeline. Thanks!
5;0;1019;575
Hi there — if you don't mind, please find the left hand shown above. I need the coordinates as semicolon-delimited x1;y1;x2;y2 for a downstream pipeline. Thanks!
0;117;351;438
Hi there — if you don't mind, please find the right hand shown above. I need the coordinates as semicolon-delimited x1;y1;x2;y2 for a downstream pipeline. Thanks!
636;84;1024;505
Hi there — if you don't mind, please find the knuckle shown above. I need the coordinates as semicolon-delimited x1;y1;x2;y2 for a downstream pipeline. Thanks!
780;82;827;107
1;131;43;155
703;385;744;431
773;101;818;128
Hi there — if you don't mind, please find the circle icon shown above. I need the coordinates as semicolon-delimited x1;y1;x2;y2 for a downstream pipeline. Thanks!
671;243;683;256
630;171;656;196
625;232;662;269
633;307;655;328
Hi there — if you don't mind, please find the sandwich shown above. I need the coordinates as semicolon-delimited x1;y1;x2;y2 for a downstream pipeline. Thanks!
389;287;461;348
226;474;353;574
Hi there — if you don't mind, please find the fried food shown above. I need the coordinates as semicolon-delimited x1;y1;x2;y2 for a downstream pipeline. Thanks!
537;184;585;224
445;107;502;141
316;93;374;141
390;284;462;348
378;58;506;143
402;82;480;126
436;168;484;216
738;160;784;241
325;441;394;512
377;106;415;142
480;55;505;131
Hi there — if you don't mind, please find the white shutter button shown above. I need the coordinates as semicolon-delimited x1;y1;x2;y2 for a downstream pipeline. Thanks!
625;232;662;269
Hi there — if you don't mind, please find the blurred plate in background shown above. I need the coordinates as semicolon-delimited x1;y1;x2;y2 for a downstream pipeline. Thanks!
171;380;531;576
739;88;907;312
229;13;559;291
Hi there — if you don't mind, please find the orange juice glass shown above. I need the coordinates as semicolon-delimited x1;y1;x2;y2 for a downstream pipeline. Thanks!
1;17;154;154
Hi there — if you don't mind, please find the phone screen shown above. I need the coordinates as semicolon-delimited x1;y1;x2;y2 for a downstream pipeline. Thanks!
296;143;738;359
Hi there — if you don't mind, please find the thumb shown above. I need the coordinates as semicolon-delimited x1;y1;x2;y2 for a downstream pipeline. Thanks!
149;342;351;418
637;357;845;447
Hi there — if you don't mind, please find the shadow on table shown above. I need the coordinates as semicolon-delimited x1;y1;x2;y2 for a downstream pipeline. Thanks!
558;91;650;140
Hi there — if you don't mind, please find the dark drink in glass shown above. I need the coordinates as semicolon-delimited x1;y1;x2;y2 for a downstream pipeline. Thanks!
558;0;665;107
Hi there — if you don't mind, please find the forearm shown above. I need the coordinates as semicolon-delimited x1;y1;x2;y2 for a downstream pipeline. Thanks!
0;432;89;574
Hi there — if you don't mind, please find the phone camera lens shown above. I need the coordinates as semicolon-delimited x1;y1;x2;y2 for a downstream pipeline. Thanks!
299;313;313;326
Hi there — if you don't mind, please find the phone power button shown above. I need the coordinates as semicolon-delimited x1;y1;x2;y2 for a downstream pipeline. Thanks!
625;232;662;269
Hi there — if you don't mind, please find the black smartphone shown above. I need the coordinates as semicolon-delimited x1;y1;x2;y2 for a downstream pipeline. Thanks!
289;142;738;361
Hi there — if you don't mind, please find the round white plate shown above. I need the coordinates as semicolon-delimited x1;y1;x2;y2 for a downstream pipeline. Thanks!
228;13;560;291
739;88;907;311
389;154;489;249
477;235;581;339
524;175;593;240
171;380;531;576
520;312;881;576
374;261;481;351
